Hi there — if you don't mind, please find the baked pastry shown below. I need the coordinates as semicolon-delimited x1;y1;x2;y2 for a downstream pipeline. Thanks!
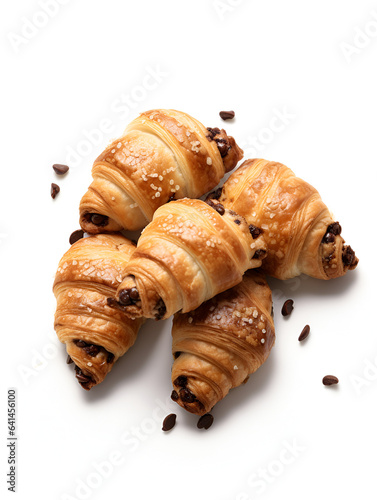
111;198;267;320
53;233;144;390
215;159;358;280
170;271;275;415
79;109;243;234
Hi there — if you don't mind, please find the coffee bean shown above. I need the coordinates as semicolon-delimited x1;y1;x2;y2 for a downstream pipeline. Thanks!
322;375;339;386
51;183;60;199
281;299;294;316
162;413;177;431
118;290;131;306
171;390;179;401
107;352;115;363
69;229;84;245
129;287;140;301
52;164;69;175
90;214;109;226
180;388;196;403
66;355;73;364
197;413;214;429
249;224;263;239
298;325;310;341
175;375;188;387
219;110;235;120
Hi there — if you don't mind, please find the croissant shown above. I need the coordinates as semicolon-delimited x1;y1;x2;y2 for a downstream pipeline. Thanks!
170;270;275;416
53;233;144;390
111;198;267;320
79;109;243;234
215;159;358;280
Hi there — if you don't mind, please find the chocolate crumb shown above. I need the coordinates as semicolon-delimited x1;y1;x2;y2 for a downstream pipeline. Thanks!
162;413;177;432
219;110;235;121
298;324;310;341
52;164;69;175
282;299;294;316
107;352;115;363
51;183;60;199
155;298;166;320
252;249;267;260
175;375;188;387
197;413;214;429
66;355;73;364
322;375;339;386
69;229;84;245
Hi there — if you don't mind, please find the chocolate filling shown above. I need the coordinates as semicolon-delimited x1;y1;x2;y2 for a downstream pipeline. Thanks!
206;127;231;157
342;245;356;266
322;222;342;243
118;288;139;306
170;390;179;402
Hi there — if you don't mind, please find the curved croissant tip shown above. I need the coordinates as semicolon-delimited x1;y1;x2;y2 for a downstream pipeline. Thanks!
171;376;207;415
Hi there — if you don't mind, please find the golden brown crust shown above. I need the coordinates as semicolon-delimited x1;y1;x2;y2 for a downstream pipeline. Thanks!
79;109;243;234
114;199;267;320
171;271;275;415
53;234;144;390
219;159;358;280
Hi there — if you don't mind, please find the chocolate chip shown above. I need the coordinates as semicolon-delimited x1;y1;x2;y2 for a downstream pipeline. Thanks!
197;413;214;429
69;229;85;245
107;297;119;308
322;375;339;386
214;203;225;215
52;164;69;175
107;353;115;363
74;366;92;384
66;355;73;364
215;139;230;158
252;249;267;259
51;183;60;199
155;298;166;320
327;222;342;236
118;289;131;306
90;214;109;226
342;245;356;266
129;287;140;301
298;325;310;341
171;390;179;401
162;413;177;432
206;127;221;140
219;110;235;121
179;388;196;403
249;224;263;239
323;232;335;244
209;187;222;200
281;299;294;317
234;219;241;225
175;375;188;387
83;344;100;357
75;340;88;348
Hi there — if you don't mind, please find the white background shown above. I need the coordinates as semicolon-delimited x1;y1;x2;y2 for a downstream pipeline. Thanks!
1;1;376;499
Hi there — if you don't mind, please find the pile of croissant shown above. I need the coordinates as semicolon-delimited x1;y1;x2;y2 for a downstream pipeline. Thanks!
53;109;358;418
